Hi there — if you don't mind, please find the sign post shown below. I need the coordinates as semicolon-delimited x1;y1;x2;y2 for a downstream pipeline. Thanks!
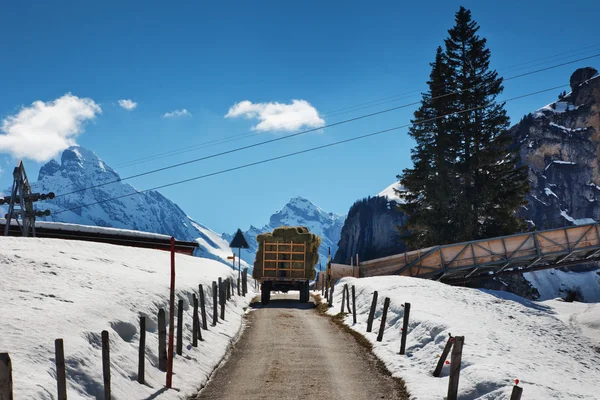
229;229;250;296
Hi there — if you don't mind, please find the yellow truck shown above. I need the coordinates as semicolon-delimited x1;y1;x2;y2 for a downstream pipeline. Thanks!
252;226;321;305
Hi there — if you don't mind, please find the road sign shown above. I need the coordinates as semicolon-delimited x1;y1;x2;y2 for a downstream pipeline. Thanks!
229;229;250;249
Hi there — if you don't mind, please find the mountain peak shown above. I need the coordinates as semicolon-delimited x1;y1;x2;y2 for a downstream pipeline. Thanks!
37;146;119;185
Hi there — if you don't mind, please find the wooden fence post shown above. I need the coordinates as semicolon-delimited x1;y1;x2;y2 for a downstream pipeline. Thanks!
376;297;390;342
325;280;329;300
351;286;357;325
243;268;248;295
0;353;13;400
220;279;226;320
212;281;218;326
447;336;464;400
101;330;110;400
341;284;346;313
328;284;334;307
192;295;199;347
366;291;378;333
399;302;411;355
345;285;350;312
158;309;167;372
199;285;208;331
218;278;222;304
433;335;454;377
138;317;145;384
510;385;523;400
176;299;184;355
54;339;67;399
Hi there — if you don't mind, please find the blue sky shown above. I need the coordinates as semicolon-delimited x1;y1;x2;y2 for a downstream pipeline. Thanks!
1;0;599;234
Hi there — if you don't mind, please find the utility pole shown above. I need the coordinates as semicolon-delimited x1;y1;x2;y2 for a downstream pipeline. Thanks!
1;161;53;237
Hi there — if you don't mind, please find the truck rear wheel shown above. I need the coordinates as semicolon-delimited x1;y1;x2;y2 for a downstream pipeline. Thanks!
299;281;309;303
261;282;271;305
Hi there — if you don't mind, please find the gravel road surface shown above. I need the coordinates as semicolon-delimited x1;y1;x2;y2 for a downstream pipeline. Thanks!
194;293;406;400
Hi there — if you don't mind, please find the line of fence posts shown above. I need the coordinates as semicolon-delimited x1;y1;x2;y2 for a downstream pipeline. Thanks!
1;273;242;400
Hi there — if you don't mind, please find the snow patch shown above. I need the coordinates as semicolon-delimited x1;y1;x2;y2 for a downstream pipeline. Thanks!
560;210;596;225
549;122;587;133
377;182;406;204
534;102;579;118
545;160;576;170
543;187;559;199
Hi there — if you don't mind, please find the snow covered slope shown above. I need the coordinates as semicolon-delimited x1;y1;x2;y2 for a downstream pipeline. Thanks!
328;276;600;399
377;182;405;204
2;146;245;269
223;197;345;267
0;237;254;399
524;268;600;302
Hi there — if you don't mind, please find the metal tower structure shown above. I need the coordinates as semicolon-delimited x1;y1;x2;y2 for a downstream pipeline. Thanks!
1;160;53;237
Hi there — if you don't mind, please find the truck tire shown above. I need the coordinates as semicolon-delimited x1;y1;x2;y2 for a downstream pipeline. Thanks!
261;282;271;305
300;281;309;303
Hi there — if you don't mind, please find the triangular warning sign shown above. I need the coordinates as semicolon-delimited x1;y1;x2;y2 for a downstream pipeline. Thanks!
229;228;250;249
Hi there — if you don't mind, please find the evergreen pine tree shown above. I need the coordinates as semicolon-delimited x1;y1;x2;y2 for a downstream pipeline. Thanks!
397;47;459;248
397;6;529;247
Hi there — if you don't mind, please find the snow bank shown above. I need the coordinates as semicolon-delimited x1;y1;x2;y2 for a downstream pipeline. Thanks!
0;237;254;399
525;268;600;302
327;276;600;399
543;299;600;345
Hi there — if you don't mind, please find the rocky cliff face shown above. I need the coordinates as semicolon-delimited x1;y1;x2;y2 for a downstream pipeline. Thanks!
513;67;600;229
334;183;407;264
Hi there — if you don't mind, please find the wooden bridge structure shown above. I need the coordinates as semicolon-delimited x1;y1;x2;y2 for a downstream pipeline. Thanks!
330;223;600;284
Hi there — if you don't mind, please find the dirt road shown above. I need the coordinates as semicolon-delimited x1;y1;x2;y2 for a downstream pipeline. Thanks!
195;293;406;400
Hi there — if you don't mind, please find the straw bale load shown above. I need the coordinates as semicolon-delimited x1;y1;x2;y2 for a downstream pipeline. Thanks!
252;226;321;280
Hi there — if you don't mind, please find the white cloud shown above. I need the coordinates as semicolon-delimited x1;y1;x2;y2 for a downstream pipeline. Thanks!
162;109;191;118
225;99;325;132
118;99;137;110
0;94;101;163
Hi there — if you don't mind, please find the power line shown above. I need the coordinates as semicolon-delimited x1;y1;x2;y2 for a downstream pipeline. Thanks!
113;44;600;169
55;52;600;199
53;83;569;215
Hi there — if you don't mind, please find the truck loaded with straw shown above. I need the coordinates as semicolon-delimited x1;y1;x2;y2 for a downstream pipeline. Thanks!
252;226;321;305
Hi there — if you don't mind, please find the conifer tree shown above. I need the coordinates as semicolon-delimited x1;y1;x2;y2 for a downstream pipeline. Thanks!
397;47;458;248
398;7;529;247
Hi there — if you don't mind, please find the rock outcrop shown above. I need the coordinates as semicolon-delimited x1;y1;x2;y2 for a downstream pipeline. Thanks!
333;195;407;264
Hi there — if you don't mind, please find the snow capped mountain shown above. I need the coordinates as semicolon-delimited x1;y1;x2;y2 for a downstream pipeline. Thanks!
7;146;242;269
377;182;405;203
224;197;345;268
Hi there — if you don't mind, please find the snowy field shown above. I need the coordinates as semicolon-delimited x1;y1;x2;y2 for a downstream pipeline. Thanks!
0;237;254;399
327;276;600;400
